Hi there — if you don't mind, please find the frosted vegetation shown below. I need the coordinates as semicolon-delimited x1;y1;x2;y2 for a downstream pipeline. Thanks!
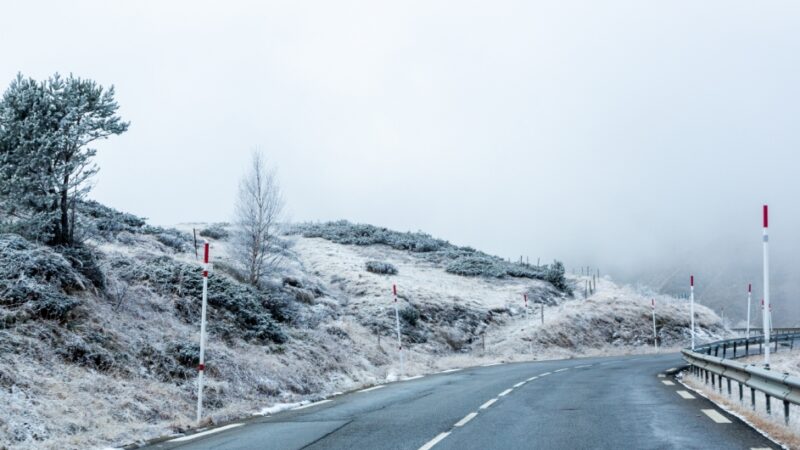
290;221;568;290
365;260;398;275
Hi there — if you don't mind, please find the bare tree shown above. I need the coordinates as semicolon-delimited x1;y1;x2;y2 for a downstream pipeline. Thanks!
233;151;284;287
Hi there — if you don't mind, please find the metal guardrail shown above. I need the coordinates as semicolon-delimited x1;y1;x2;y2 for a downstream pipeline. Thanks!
682;331;800;425
729;327;800;336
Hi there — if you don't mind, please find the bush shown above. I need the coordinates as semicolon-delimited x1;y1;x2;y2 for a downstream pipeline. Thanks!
59;245;105;290
199;224;229;240
78;200;147;239
143;226;192;252
365;260;398;275
399;305;420;326
110;254;287;344
545;260;568;291
0;234;86;321
445;255;506;278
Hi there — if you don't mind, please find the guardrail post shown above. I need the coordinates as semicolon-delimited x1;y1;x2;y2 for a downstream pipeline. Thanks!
705;369;709;384
718;375;723;393
711;373;716;388
784;400;790;425
727;378;731;396
722;343;727;358
714;346;719;357
766;394;771;415
738;382;743;402
733;342;737;358
751;388;756;410
745;340;749;355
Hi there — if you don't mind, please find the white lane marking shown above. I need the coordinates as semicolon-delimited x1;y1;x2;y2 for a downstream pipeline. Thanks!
657;374;666;378
404;375;424;381
555;368;568;373
574;364;591;369
676;390;695;399
479;398;497;409
454;412;478;427
702;409;732;424
667;367;677;372
513;381;525;388
499;388;513;397
540;372;551;376
293;399;332;410
440;368;461;373
418;432;450;450
482;363;501;367
169;424;244;442
527;376;538;381
661;380;675;386
358;385;385;393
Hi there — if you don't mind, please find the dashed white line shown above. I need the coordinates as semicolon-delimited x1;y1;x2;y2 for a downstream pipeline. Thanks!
498;388;513;397
527;376;538;381
454;412;478;427
555;368;568;373
293;399;332;410
358;385;385;393
418;432;450;450
169;424;244;442
676;390;695;399
513;381;525;388
479;398;497;410
540;372;551;376
661;380;675;386
440;368;461;373
702;409;732;424
657;374;666;378
574;364;592;369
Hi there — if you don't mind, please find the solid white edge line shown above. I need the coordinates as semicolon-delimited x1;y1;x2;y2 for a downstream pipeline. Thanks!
513;381;525;388
404;375;424;381
479;398;497;409
454;412;478;427
169;424;244;442
499;388;513;397
702;409;732;424
441;368;462;373
676;390;695;399
293;399;332;410
418;432;450;450
482;363;502;367
358;385;385;393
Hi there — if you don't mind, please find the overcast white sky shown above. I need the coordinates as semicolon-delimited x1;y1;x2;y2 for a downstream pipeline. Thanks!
2;1;799;314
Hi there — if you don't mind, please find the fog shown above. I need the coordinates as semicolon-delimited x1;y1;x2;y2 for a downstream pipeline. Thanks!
2;1;799;323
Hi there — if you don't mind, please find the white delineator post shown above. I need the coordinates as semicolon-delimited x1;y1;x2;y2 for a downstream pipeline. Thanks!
393;284;404;377
762;205;771;368
196;241;210;423
652;298;657;351
690;275;695;351
746;283;752;337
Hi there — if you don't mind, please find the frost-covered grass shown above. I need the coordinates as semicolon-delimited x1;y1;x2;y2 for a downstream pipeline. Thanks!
289;221;567;288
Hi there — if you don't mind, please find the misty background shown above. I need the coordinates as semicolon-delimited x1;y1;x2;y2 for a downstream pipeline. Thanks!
1;1;798;324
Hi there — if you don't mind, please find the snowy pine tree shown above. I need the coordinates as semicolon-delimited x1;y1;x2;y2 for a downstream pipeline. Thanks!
0;73;128;246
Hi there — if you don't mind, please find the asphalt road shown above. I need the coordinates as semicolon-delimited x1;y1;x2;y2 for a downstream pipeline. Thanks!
145;353;777;450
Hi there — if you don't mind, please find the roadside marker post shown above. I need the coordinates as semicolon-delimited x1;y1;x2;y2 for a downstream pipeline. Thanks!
746;284;752;337
652;298;657;351
762;205;771;368
393;284;404;377
690;275;695;351
196;240;210;423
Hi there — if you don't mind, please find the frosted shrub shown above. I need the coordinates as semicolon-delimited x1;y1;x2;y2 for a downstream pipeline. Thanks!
445;255;506;278
199;224;230;240
110;254;287;344
0;234;86;322
365;260;398;275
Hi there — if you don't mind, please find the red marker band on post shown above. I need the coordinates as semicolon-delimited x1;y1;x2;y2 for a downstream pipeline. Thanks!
748;283;752;293
690;275;694;287
393;284;397;296
203;242;209;264
763;205;769;228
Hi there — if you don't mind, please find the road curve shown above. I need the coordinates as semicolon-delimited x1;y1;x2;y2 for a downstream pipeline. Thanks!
144;353;777;449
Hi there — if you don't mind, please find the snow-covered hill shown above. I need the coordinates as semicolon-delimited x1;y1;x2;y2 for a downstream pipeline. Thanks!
0;208;723;449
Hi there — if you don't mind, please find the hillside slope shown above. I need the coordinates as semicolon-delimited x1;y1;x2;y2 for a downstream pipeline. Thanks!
0;211;722;449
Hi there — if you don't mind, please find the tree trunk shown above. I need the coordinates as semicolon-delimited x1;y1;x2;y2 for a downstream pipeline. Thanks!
59;175;70;246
